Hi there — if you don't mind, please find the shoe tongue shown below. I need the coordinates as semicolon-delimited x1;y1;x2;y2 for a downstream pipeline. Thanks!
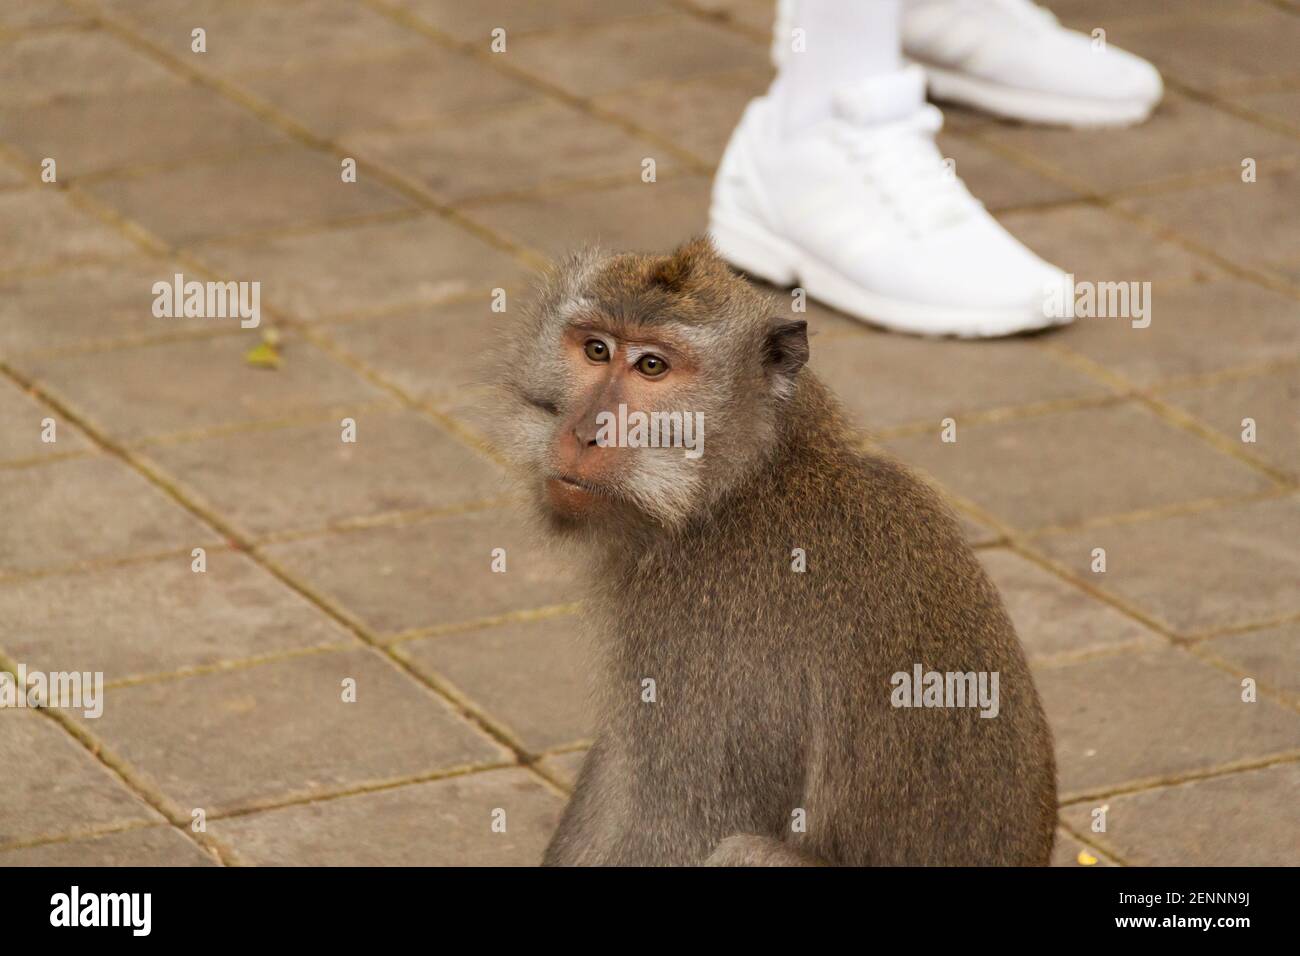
833;64;927;126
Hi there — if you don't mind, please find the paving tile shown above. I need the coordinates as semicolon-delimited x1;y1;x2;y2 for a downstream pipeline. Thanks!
507;12;765;97
1034;646;1300;798
0;258;191;356
0;710;161;846
1276;262;1300;286
0;189;138;272
810;333;1107;432
1113;7;1300;94
998;204;1220;284
357;100;671;205
1033;495;1300;635
0;552;353;681
0;28;176;107
17;333;384;443
262;507;579;638
932;100;996;133
958;511;1002;547
1049;829;1118;867
1161;367;1300;480
193;214;528;320
433;386;505;446
75;648;507;815
1230;87;1300;135
392;0;674;43
0;378;92;462
322;298;502;406
213;767;562;865
0;825;216;866
592;70;770;166
101;0;426;75
984;90;1298;194
691;0;777;36
1047;0;1238;26
0;81;289;181
83;146;413;246
145;409;503;537
884;401;1272;533
1061;763;1300;865
1121;165;1300;273
238;45;534;139
1198;622;1300;702
0;456;218;575
538;749;588;788
0;165;33;191
0;0;95;29
936;133;1081;211
468;176;712;259
979;549;1159;661
399;614;592;752
1053;278;1300;387
0;163;27;190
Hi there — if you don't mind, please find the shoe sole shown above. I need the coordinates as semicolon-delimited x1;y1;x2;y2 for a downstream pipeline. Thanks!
921;62;1156;128
709;206;1067;339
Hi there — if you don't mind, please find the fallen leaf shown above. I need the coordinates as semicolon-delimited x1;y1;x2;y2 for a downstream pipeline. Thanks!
245;341;281;369
1077;849;1098;866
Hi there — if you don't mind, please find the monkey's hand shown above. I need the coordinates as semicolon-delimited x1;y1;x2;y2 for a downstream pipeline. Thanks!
704;835;827;867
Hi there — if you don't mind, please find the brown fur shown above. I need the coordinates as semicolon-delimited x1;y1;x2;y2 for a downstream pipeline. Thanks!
496;238;1057;866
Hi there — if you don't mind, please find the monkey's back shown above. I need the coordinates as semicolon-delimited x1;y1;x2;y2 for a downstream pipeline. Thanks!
783;445;1057;866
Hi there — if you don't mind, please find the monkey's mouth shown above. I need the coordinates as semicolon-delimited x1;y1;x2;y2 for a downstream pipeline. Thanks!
544;473;609;517
548;473;602;494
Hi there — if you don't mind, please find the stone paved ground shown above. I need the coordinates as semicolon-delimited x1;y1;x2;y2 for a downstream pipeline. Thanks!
1;0;1297;867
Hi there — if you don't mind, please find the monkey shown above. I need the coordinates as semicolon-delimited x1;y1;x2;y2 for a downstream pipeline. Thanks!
493;236;1057;866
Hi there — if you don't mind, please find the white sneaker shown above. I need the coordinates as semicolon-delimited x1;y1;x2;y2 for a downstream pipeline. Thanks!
902;0;1163;127
709;66;1070;338
771;0;1163;128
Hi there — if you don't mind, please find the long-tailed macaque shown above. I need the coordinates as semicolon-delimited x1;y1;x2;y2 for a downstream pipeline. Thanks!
495;237;1056;865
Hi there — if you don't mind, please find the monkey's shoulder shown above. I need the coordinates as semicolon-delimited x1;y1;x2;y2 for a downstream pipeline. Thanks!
780;447;971;554
688;445;995;616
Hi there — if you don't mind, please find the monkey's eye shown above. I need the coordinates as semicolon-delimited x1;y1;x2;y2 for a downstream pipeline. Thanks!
583;338;610;363
635;354;669;378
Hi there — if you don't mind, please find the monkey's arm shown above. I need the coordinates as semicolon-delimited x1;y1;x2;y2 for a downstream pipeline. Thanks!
704;835;827;867
542;740;625;866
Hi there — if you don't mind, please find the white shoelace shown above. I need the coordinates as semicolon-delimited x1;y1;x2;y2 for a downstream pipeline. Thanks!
831;105;982;235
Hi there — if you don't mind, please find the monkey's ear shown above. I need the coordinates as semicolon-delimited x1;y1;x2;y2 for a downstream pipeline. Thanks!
764;319;809;379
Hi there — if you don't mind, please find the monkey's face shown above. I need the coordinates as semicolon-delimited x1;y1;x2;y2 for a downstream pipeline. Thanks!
497;241;809;537
516;318;711;532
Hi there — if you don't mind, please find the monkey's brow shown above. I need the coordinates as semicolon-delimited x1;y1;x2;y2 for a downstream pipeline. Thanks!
568;317;691;352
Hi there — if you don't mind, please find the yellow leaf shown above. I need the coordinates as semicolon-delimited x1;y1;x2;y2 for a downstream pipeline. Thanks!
245;341;281;369
1077;849;1098;866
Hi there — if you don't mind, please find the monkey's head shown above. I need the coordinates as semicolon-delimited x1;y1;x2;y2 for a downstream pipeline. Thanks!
495;236;809;537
